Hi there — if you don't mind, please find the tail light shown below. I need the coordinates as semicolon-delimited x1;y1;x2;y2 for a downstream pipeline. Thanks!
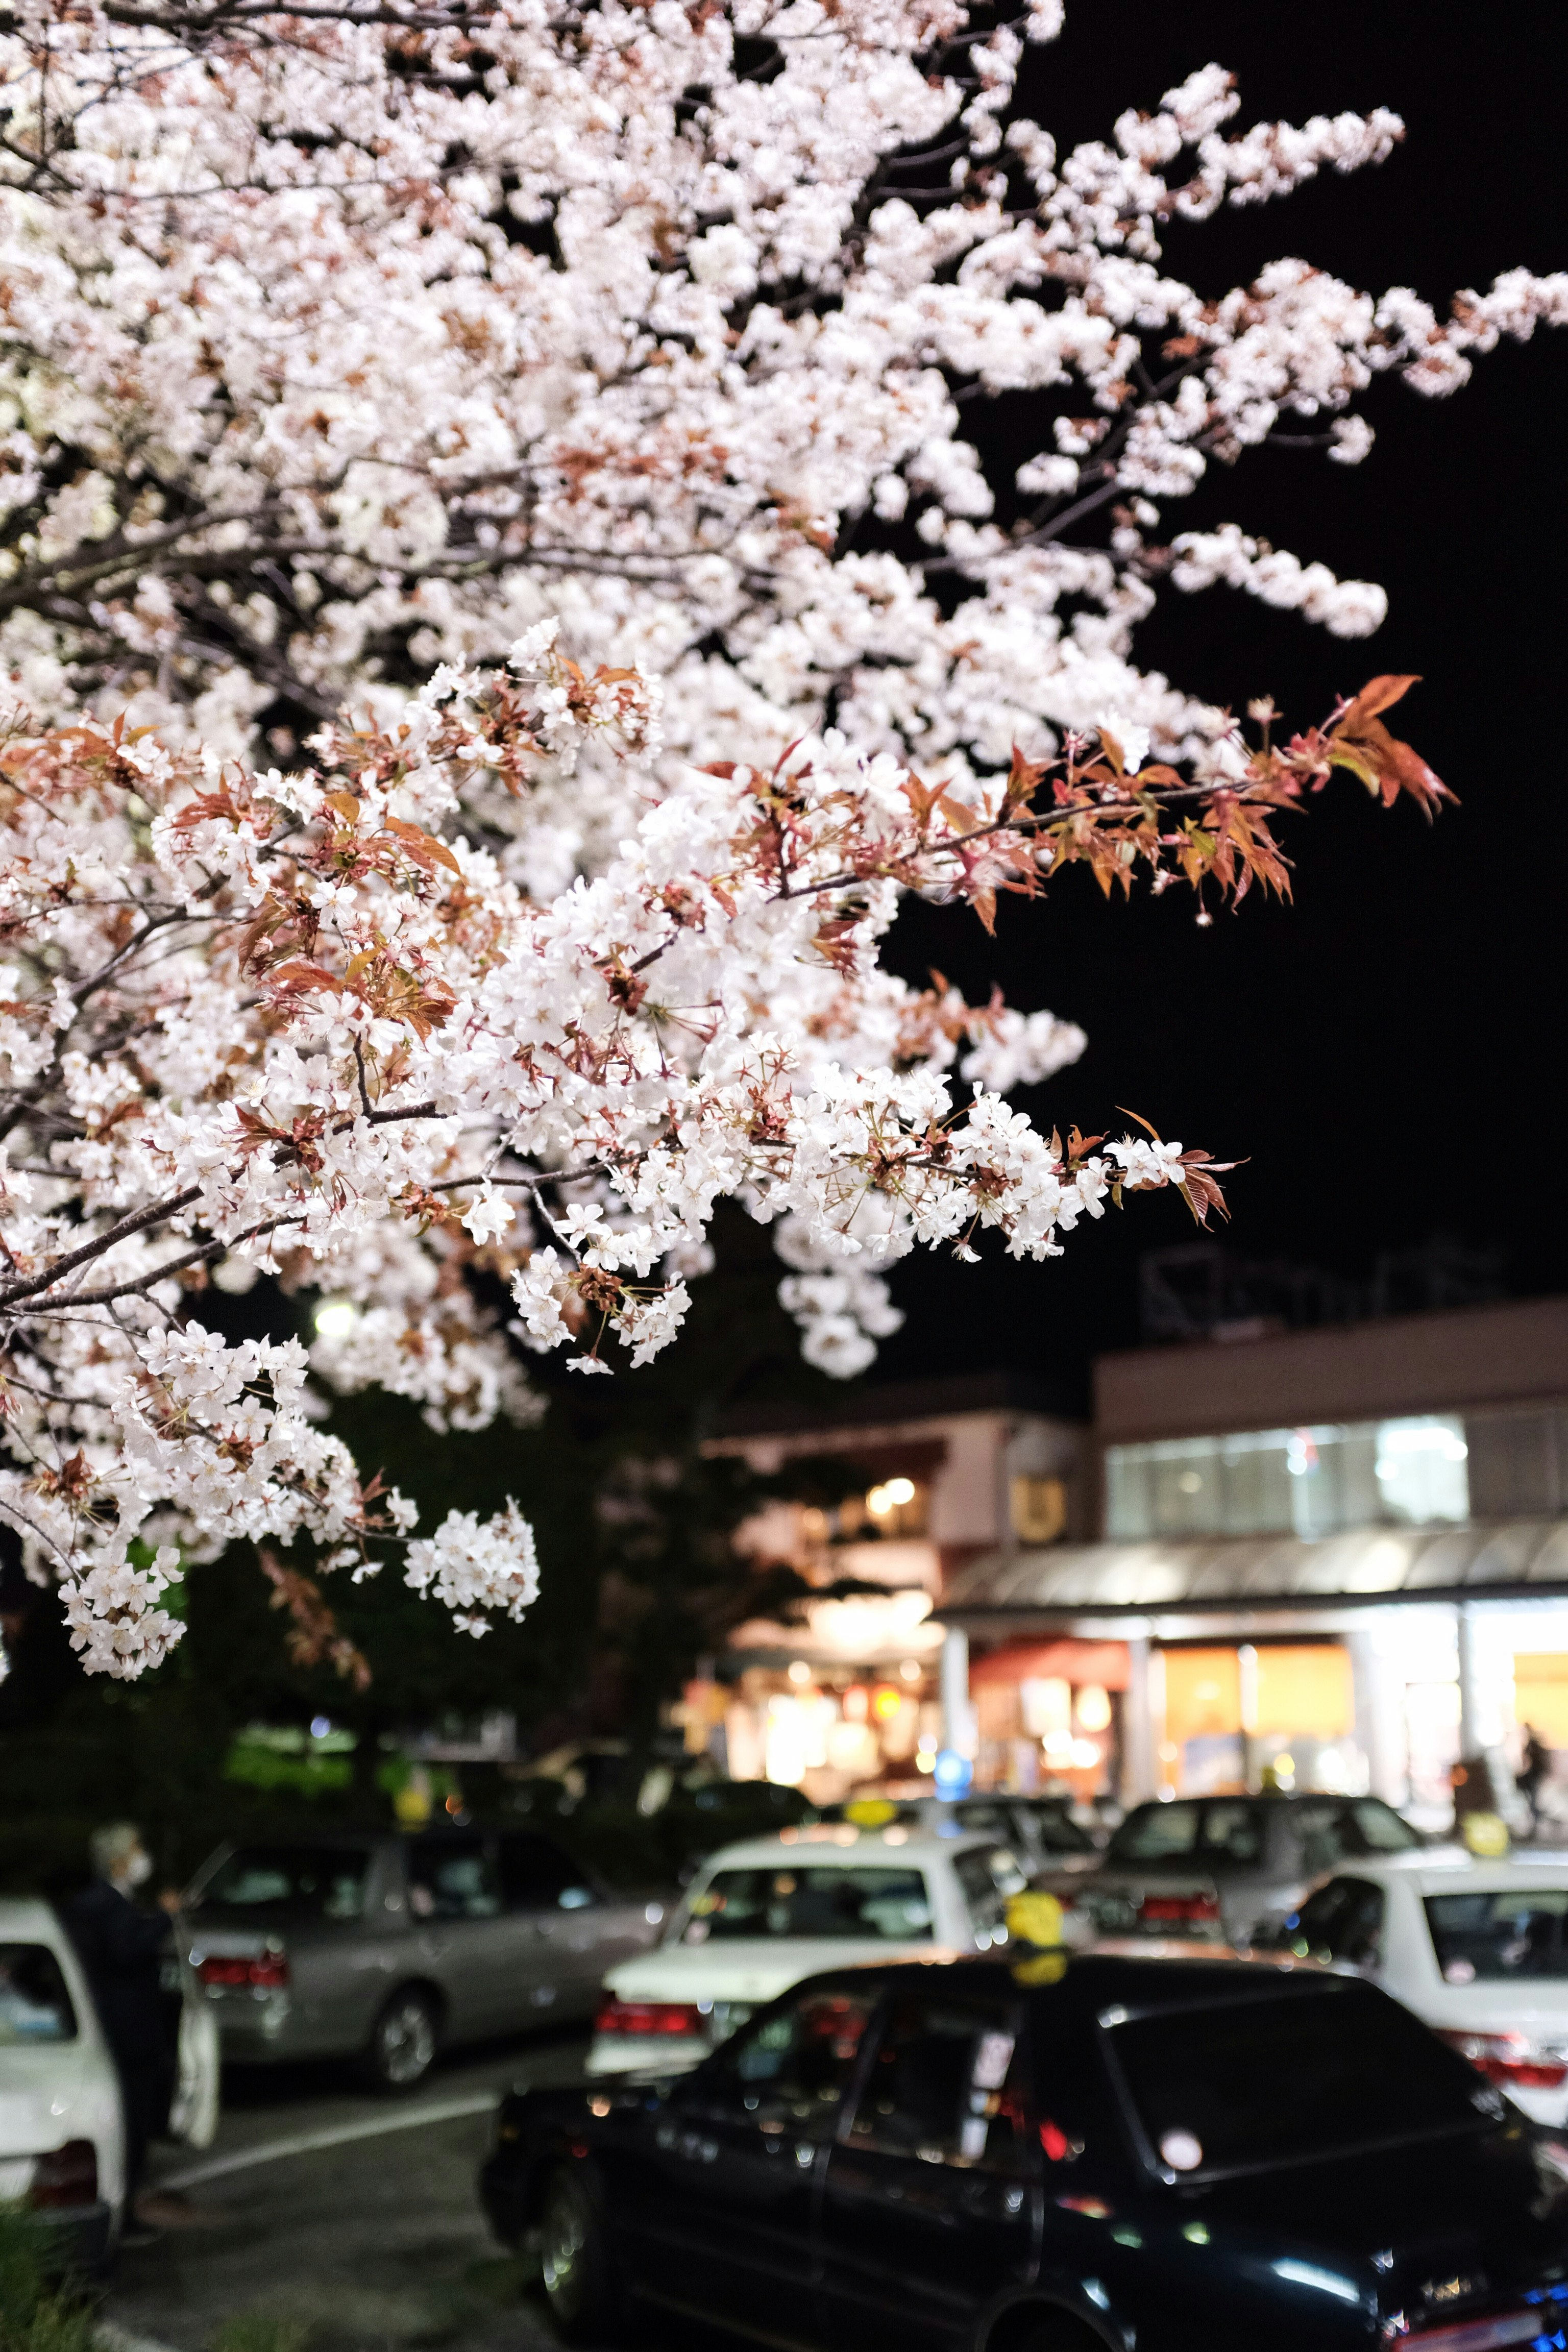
1138;1893;1221;1927
1435;2028;1568;2090
29;2139;97;2210
1394;2311;1561;2348
594;1996;702;2038
198;1951;290;1992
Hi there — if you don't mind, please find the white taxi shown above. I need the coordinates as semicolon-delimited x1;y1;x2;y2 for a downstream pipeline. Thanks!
1284;1852;1568;2124
0;1897;126;2267
588;1823;1026;2074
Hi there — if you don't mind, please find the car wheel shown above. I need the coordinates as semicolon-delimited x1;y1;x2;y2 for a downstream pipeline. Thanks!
539;2163;621;2343
359;1987;438;2092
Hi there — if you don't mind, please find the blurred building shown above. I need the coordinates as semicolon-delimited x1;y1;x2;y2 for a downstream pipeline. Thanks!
703;1374;1096;1805
942;1293;1568;1824
711;1296;1568;1824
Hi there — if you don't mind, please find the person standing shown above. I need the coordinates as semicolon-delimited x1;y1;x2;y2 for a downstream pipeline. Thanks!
1518;1727;1553;1838
62;1823;192;2233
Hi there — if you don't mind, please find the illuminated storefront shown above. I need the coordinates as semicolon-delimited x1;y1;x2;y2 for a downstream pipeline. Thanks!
968;1638;1127;1797
942;1296;1568;1821
1152;1640;1355;1797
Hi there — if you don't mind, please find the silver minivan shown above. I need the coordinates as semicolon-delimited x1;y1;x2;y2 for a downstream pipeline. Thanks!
183;1827;664;2089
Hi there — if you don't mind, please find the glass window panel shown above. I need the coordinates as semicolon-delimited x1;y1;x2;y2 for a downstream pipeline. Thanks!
1106;1413;1473;1540
408;1836;502;1920
197;1845;371;1922
1107;1801;1204;1861
849;1991;1025;2169
1108;1985;1483;2178
0;1946;77;2045
1426;1889;1568;1981
699;1983;877;2137
684;1866;934;1943
1374;1417;1469;1524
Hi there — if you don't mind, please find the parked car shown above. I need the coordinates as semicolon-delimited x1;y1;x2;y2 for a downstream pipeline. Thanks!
0;1897;125;2269
1052;1792;1425;1948
589;1824;1027;2075
1277;1852;1568;2127
855;1796;1106;1876
183;1826;664;2089
484;1947;1568;2351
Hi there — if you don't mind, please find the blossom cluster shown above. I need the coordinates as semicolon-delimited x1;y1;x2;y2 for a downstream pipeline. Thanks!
0;0;1556;806
0;638;1440;1669
0;0;1554;1675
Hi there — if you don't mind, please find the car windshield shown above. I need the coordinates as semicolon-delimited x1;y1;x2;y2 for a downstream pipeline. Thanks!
1426;1888;1568;1980
1107;1802;1204;1862
684;1866;933;1943
197;1845;371;1921
1107;1983;1485;2180
0;1945;76;2045
1006;1802;1096;1855
1106;1801;1263;1869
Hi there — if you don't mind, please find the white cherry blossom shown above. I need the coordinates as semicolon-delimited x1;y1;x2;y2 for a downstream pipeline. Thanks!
0;1;1555;1674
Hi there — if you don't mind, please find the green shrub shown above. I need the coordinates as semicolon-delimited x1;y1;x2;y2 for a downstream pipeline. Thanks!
0;2207;95;2352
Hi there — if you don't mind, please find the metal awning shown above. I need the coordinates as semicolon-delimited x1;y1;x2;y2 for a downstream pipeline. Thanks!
938;1518;1568;1623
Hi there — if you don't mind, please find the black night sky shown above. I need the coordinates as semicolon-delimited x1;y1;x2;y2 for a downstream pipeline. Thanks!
857;0;1568;1410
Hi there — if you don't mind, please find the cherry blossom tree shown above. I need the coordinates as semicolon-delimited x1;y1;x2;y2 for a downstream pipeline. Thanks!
0;642;1444;1675
0;2;1559;770
0;0;1559;1676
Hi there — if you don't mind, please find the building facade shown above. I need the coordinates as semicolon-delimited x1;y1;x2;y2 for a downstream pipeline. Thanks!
941;1294;1568;1824
702;1374;1096;1804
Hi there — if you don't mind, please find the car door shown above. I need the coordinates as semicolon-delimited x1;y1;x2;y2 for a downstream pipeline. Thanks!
820;1982;1037;2352
630;1977;878;2344
494;1831;615;2026
405;1833;510;2038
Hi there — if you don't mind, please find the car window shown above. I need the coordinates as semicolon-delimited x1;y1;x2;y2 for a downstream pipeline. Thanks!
1293;1800;1350;1878
953;1803;1013;1840
693;1984;876;2137
1016;1802;1096;1856
683;1867;933;1943
1288;1876;1386;1968
497;1832;596;1913
1426;1888;1568;1982
1348;1801;1422;1855
408;1835;501;1921
197;1845;370;1921
848;1990;1026;2170
1106;1984;1485;2180
1107;1803;1203;1863
1197;1802;1264;1867
0;1945;77;2045
953;1847;1029;1938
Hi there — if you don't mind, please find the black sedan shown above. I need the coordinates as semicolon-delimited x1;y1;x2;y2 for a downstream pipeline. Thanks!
481;1952;1568;2351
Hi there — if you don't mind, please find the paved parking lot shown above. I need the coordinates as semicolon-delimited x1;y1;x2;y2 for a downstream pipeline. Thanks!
105;2035;589;2352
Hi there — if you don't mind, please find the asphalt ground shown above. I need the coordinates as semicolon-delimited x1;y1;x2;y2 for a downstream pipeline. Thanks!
103;2031;594;2352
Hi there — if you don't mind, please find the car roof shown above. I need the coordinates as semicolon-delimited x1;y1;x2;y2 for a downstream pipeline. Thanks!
694;1825;1008;1871
0;1896;66;1940
1121;1792;1384;1812
786;1948;1356;2013
1317;1849;1568;1893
